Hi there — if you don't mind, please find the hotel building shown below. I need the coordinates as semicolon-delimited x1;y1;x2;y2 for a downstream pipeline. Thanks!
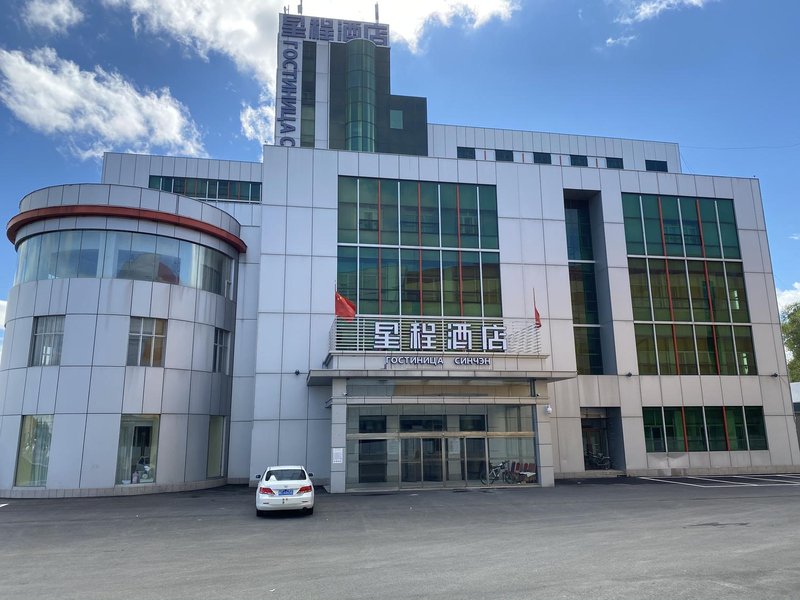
1;13;797;497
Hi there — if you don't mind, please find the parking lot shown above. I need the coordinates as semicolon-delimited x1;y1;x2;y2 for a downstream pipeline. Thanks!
2;477;800;599
639;473;800;488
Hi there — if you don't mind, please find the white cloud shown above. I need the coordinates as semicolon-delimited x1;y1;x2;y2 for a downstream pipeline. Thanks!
101;0;517;145
606;34;637;47
777;283;800;313
0;47;205;160
789;233;800;241
240;101;274;147
23;0;84;33
616;0;716;25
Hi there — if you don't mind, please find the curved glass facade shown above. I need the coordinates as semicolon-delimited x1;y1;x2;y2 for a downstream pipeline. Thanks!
14;230;235;299
345;39;376;152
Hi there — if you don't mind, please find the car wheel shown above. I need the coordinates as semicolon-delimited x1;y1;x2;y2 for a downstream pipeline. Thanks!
256;509;266;518
305;506;314;515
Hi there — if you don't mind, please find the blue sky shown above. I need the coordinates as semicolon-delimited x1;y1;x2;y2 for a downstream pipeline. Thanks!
1;0;799;343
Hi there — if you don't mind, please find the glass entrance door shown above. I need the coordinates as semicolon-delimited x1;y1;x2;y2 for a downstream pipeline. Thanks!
421;438;443;486
400;438;444;487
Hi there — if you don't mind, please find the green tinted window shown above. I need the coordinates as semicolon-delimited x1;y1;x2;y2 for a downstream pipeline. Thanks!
643;407;666;452
337;247;358;303
399;181;419;246
675;324;697;375
379;180;399;245
481;253;502;318
642;195;663;255
656;324;677;375
745;407;768;450
668;261;691;321
725;262;749;323
441;250;460;316
684;407;707;451
699;199;721;258
680;197;703;257
628;258;652;320
705;407;727;451
459;185;480;249
725;407;748;450
565;199;593;260
661;197;683;256
359;178;379;244
440;184;458;248
338;177;358;243
401;249;420;315
461;251;482;317
716;325;737;375
706;262;730;322
663;408;685;452
420;182;440;247
622;194;645;255
569;263;599;324
479;186;499;249
687;261;712;322
635;324;658;375
734;326;757;375
717;200;740;259
574;327;603;375
380;248;399;315
695;324;717;375
359;247;379;314
648;259;671;321
421;250;441;316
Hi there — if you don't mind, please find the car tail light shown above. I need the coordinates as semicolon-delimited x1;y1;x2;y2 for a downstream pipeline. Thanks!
297;485;313;495
259;487;275;495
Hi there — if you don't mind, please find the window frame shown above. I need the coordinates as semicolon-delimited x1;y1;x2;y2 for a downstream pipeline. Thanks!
127;317;168;367
29;315;65;367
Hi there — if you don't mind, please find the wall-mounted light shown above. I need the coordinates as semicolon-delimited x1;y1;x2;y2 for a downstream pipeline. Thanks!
544;404;553;415
295;369;300;376
771;372;779;378
625;372;633;378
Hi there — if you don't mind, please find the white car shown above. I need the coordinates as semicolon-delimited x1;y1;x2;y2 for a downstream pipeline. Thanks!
255;465;315;516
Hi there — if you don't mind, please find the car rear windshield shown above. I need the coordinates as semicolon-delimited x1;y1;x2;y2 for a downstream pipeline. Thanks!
265;469;306;481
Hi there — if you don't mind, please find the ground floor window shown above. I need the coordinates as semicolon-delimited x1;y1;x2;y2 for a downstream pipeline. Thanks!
15;415;53;486
116;415;159;484
345;405;538;489
642;406;767;453
207;416;225;478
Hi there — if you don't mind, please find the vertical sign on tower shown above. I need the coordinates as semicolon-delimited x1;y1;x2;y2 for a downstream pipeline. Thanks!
275;13;391;147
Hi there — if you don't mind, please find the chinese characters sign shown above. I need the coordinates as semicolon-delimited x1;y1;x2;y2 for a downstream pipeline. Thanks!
372;321;507;352
280;14;390;46
275;13;391;148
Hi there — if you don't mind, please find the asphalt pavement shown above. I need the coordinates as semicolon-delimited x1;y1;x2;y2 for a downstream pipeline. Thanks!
2;478;800;599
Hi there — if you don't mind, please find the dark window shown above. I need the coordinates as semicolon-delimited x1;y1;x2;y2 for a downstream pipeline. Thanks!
570;155;588;167
533;152;551;165
495;149;513;162
574;327;603;374
389;109;403;130
569;263;599;324
400;416;444;432
645;160;668;172
565;200;594;261
643;408;666;452
457;146;476;160
605;157;623;169
634;324;657;374
359;416;387;434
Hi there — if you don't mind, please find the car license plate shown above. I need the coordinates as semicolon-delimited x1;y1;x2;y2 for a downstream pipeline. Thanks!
279;489;293;496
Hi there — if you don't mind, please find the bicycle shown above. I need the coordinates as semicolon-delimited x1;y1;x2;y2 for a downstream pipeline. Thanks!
480;461;515;485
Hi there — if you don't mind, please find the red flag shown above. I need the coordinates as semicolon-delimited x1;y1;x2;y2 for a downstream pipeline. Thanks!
335;291;356;321
534;304;542;329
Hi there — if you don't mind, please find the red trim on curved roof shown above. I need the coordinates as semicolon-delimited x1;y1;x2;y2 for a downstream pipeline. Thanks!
7;205;247;253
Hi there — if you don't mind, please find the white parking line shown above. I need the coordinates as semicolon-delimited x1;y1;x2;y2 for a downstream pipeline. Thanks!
0;503;8;508
730;475;800;485
685;476;756;486
639;477;732;488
